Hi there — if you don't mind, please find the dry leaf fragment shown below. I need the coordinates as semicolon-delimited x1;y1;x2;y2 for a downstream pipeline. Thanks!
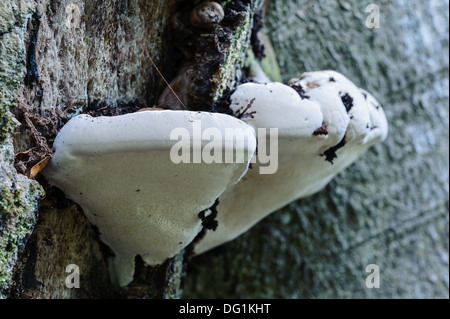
30;156;51;179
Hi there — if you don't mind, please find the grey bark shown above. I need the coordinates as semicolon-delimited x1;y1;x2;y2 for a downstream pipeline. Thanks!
183;0;449;298
0;0;262;299
1;0;448;299
1;0;187;299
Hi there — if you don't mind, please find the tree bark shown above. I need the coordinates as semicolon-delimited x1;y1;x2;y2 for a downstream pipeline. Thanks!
1;0;263;298
184;0;449;298
1;0;448;299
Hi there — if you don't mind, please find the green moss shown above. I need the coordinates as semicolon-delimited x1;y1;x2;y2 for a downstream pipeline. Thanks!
0;182;43;296
0;98;18;144
212;0;267;102
212;13;252;103
0;19;27;144
0;4;42;297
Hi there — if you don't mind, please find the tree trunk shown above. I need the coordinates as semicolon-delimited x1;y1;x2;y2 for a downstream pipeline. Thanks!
183;0;449;298
1;0;263;298
1;0;448;299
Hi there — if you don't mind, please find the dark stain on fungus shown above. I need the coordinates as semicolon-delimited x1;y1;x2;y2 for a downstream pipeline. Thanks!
371;101;381;110
322;136;347;164
313;123;329;136
235;98;256;119
185;198;221;258
361;91;367;100
289;83;310;99
198;198;220;231
340;93;353;113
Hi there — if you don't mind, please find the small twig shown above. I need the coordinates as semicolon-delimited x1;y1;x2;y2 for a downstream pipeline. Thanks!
148;55;188;110
235;98;256;119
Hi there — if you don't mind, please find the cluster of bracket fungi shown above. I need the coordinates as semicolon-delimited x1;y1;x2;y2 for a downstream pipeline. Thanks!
42;1;388;286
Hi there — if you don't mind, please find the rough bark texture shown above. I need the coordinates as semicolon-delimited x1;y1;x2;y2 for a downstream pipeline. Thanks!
184;0;449;298
1;0;186;299
1;0;263;299
1;0;448;299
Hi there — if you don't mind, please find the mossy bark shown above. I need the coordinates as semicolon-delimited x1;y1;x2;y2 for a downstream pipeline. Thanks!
1;0;263;298
1;0;44;298
184;0;449;298
2;0;448;299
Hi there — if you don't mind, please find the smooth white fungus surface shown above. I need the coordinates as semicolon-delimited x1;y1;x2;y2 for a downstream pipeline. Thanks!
44;110;256;286
195;70;388;254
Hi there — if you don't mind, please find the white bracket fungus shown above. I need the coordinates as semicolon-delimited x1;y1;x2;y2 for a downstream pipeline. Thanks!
43;66;387;285
194;70;388;254
43;110;256;286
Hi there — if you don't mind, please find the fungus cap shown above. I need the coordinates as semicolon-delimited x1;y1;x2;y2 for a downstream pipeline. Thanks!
229;82;323;137
194;71;388;254
43;110;256;286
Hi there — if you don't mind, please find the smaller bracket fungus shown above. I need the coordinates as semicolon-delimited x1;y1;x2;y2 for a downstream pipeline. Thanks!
194;70;388;254
43;110;256;286
190;1;225;31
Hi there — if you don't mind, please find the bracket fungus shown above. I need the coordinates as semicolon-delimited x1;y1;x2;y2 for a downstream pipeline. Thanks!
43;110;256;286
194;70;388;254
42;67;387;285
189;1;225;31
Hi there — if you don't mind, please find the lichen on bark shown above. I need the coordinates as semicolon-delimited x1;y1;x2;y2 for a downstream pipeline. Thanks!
0;178;43;297
0;0;44;298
